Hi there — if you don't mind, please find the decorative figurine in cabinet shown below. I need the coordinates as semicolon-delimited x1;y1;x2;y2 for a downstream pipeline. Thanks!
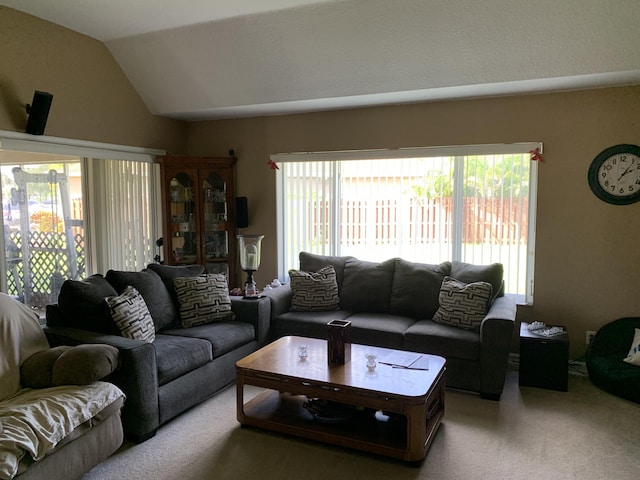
157;155;238;287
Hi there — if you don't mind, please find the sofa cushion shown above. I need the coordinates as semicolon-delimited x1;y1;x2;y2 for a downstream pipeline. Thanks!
105;286;156;343
162;321;255;359
152;334;213;386
173;274;234;328
57;275;120;335
390;259;451;319
403;319;481;361
299;252;355;291
432;276;492;331
340;258;395;313
450;261;504;301
271;310;353;340
289;265;340;311
146;263;205;315
105;269;177;331
347;312;417;349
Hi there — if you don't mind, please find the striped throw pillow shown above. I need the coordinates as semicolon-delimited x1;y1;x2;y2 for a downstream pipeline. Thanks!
173;274;234;328
105;286;155;343
432;276;492;331
289;265;340;312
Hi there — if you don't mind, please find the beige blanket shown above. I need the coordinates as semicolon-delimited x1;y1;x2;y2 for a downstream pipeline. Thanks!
0;381;125;480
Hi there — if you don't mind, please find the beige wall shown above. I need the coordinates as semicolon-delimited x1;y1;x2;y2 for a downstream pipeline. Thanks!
3;7;639;359
188;86;640;358
0;7;186;152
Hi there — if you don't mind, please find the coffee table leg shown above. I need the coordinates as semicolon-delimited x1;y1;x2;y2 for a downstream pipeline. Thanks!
404;402;429;462
236;372;245;423
404;377;445;462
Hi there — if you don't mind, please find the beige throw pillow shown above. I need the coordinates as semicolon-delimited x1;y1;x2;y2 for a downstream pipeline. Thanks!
432;276;493;331
289;265;340;312
105;286;156;343
173;274;234;328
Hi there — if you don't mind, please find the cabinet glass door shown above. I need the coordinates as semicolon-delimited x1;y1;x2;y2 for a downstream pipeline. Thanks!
202;172;229;277
168;172;198;264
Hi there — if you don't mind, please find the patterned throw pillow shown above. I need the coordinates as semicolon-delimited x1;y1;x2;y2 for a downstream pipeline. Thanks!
105;286;155;343
173;274;234;328
432;276;493;331
289;265;340;312
623;328;640;366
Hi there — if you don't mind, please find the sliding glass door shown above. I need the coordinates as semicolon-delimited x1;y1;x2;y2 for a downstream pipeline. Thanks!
1;154;84;309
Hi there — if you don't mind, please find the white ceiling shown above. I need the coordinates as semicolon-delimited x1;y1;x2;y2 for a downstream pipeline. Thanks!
3;0;640;121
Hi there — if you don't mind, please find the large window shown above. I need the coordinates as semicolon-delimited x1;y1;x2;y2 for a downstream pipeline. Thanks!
274;143;539;304
0;132;163;310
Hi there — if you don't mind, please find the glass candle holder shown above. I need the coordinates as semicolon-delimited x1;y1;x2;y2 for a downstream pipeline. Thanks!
365;353;377;369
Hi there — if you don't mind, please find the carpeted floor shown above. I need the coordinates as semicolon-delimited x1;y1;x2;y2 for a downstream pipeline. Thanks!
82;368;640;480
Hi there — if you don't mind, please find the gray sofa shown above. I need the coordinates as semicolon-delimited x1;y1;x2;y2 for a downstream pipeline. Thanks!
265;252;517;400
44;264;271;442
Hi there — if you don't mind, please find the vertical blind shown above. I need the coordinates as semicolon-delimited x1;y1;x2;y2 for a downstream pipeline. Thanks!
84;158;160;273
274;143;540;303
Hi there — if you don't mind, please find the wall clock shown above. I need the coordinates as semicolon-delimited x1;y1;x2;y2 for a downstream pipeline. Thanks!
587;144;640;205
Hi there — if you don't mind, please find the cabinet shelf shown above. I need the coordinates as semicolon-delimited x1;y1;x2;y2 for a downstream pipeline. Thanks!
158;155;238;286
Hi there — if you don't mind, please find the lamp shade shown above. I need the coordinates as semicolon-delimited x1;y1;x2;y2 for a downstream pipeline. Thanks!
237;234;264;271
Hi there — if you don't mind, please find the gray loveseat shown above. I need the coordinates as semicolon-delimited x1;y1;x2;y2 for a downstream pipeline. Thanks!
44;264;271;442
266;252;517;400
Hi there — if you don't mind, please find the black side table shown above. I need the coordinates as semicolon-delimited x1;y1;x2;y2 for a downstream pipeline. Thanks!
519;323;569;391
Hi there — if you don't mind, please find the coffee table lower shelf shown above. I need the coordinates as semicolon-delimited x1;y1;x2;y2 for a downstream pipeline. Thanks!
238;386;443;462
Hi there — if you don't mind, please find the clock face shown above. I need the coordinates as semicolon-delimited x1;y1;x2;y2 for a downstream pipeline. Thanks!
588;144;640;205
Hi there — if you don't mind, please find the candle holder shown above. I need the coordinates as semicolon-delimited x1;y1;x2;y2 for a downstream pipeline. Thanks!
237;234;264;298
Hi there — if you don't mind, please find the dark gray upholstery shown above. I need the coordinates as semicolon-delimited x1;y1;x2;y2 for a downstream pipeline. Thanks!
152;334;212;386
265;252;516;399
299;251;355;291
340;258;395;313
105;269;178;331
390;259;451;319
55;274;119;335
44;265;271;442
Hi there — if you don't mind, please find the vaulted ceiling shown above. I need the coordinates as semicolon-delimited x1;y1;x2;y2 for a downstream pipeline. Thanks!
3;0;640;121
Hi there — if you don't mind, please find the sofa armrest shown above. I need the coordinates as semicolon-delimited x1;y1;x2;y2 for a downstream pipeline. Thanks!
230;296;271;346
263;284;293;319
43;325;159;441
478;296;517;399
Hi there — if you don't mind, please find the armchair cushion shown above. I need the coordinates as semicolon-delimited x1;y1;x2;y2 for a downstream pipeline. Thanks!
21;344;120;388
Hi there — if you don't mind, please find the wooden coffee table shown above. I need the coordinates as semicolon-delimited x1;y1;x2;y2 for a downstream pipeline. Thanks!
236;336;446;462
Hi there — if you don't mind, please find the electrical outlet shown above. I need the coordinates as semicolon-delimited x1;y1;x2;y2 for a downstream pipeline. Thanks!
586;330;596;345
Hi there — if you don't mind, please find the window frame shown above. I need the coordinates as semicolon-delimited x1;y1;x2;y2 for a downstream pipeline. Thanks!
273;142;541;305
0;130;164;297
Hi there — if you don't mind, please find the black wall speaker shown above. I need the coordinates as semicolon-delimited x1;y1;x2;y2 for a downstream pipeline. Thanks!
26;90;53;135
235;197;249;228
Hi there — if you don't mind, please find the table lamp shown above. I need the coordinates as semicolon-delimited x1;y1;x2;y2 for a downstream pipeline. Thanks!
237;234;264;298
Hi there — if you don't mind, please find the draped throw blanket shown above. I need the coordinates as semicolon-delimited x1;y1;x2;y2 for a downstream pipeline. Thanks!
0;382;125;480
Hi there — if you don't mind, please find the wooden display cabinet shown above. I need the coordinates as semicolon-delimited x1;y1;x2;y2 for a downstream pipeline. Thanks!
157;155;237;286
